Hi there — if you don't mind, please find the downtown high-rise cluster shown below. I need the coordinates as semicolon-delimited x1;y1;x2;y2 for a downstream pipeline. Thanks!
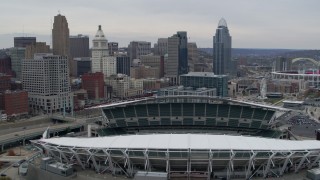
0;14;231;117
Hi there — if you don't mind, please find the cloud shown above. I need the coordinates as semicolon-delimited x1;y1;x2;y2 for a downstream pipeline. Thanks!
0;0;319;49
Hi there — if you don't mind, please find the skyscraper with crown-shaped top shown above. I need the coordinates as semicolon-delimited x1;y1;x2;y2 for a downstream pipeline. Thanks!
213;18;232;75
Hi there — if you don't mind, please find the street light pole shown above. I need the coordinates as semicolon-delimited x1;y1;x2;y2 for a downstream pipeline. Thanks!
22;127;26;146
19;141;22;156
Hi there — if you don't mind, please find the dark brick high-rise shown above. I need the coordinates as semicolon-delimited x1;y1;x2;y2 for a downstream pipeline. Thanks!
82;72;105;100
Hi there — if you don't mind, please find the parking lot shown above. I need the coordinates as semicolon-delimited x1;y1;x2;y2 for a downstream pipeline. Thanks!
287;114;320;138
288;115;315;126
0;145;39;179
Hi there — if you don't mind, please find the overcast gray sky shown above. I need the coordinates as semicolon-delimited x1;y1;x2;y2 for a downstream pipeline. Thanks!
0;0;319;49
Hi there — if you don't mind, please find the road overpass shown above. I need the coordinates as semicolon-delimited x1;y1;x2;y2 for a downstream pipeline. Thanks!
0;122;84;152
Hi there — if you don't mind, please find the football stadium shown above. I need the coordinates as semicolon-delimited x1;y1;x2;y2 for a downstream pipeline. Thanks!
33;96;320;179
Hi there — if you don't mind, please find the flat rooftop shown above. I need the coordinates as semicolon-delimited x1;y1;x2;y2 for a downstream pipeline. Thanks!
180;72;228;78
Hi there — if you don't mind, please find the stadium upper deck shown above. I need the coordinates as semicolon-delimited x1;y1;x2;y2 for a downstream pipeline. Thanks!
99;96;285;136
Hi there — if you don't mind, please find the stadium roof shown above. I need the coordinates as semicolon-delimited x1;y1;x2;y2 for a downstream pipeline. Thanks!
229;99;290;112
39;134;320;151
88;95;291;112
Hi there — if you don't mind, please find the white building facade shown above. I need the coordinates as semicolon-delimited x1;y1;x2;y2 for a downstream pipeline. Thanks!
91;25;116;80
21;53;72;114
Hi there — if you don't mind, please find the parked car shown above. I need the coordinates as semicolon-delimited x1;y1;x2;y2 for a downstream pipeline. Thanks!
13;159;26;167
18;162;28;176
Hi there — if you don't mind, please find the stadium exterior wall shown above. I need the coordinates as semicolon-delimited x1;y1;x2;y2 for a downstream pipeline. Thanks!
33;134;320;179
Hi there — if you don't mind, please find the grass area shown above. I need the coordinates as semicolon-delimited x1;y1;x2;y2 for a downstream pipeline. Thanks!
264;98;283;104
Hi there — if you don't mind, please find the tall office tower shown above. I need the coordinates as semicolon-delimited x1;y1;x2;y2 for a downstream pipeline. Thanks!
70;34;90;77
70;34;89;57
165;31;188;85
14;37;36;48
188;42;198;72
92;25;109;71
91;25;116;79
9;47;25;79
52;14;69;56
140;54;164;78
166;36;179;84
274;57;291;72
116;56;131;76
0;51;13;76
128;41;151;61
25;42;50;59
74;57;91;77
0;74;11;92
213;18;232;75
52;14;71;75
153;43;158;54
156;38;168;56
21;53;72;114
108;42;119;56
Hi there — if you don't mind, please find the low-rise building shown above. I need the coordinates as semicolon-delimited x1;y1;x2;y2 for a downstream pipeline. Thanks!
236;79;257;94
82;72;104;100
143;78;170;91
265;79;305;94
179;72;228;97
0;90;28;117
228;81;237;97
106;74;143;98
73;89;88;110
130;65;160;79
157;86;216;97
0;110;7;121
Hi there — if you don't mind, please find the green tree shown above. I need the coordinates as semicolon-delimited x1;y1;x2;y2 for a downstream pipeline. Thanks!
0;177;12;180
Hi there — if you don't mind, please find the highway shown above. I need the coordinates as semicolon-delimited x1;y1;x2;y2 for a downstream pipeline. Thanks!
0;122;53;136
0;114;90;152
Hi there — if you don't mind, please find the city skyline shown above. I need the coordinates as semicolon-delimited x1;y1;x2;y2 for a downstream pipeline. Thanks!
0;0;319;49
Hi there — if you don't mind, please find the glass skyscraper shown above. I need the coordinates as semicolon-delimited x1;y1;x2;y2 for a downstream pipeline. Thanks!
213;18;232;75
177;31;188;76
9;47;25;80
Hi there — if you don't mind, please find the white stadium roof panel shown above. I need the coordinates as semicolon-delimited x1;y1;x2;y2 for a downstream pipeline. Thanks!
40;134;320;151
